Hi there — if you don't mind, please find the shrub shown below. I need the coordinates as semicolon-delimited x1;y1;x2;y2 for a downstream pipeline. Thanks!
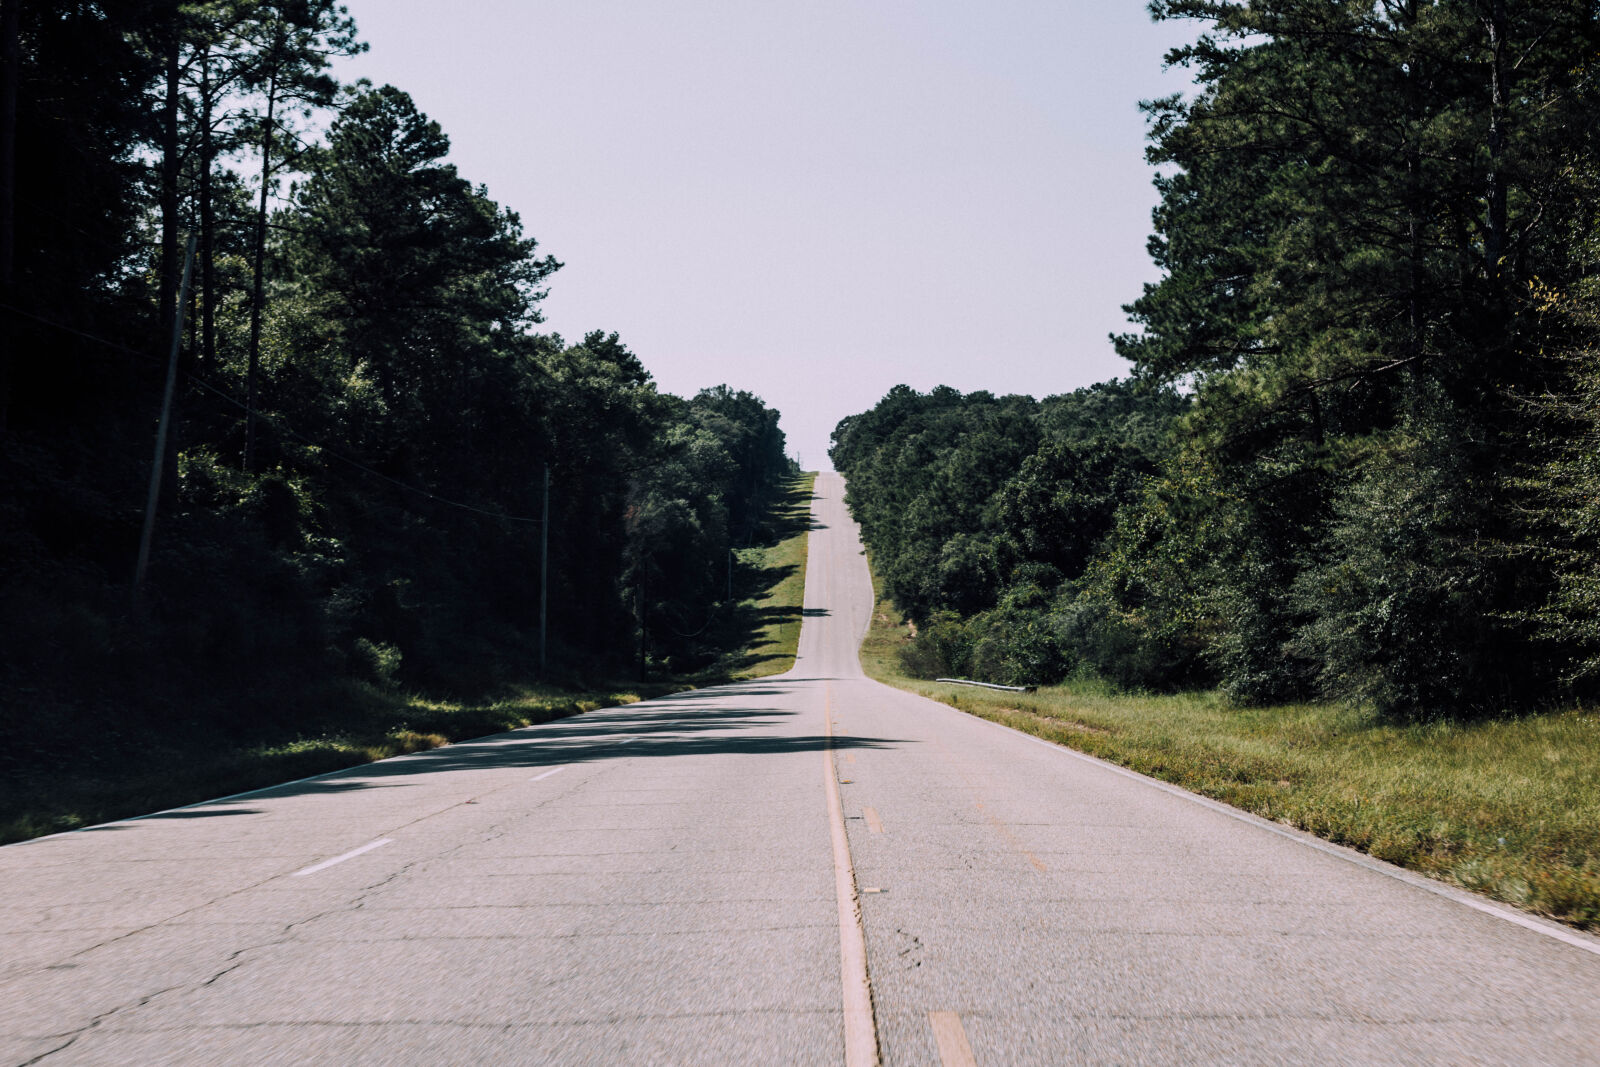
351;638;403;687
898;611;970;679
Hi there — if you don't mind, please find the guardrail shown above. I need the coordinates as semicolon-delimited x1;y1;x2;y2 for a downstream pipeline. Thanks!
935;677;1037;693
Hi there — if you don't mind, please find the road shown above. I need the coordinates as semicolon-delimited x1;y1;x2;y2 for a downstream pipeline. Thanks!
4;471;1600;1065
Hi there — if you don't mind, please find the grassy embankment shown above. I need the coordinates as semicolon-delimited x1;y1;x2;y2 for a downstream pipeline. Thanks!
0;474;818;845
860;573;1600;931
0;682;654;846
709;471;816;680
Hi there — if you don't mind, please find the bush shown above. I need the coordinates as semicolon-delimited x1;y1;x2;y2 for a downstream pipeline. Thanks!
351;638;403;686
964;599;1073;688
898;611;970;679
1288;425;1537;719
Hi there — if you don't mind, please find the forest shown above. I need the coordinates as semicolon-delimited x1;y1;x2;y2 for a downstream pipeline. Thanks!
834;0;1600;721
0;2;796;795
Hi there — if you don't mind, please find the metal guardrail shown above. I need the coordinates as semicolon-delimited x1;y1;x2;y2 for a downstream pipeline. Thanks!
935;677;1037;693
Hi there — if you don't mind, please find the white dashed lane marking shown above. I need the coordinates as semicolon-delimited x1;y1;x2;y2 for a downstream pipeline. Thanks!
292;838;393;877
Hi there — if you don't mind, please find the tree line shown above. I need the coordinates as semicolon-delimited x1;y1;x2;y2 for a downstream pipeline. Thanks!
833;0;1600;720
0;0;796;748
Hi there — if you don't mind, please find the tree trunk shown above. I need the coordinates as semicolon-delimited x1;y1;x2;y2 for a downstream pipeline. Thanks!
0;0;19;431
199;45;216;370
1483;0;1508;286
1402;22;1425;380
635;576;647;679
159;27;180;353
245;54;277;471
158;18;182;505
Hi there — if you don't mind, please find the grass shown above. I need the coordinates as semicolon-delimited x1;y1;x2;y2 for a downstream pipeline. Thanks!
721;472;816;680
861;576;1600;931
1;476;819;845
0;679;659;845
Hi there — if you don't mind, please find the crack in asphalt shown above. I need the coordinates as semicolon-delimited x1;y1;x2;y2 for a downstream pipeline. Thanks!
6;713;814;1060
83;1006;845;1032
20;959;238;1065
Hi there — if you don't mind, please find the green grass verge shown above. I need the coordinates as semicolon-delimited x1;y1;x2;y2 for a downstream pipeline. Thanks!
708;471;816;680
0;680;661;845
861;576;1600;931
1;476;820;845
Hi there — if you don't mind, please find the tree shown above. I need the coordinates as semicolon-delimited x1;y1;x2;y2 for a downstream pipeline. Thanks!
290;84;557;457
536;331;666;665
1113;0;1600;714
174;1;267;371
0;0;809;784
688;385;795;539
235;0;362;469
2;1;156;434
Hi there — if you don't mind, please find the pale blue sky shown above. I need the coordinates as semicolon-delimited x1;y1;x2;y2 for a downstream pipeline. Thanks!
340;1;1197;469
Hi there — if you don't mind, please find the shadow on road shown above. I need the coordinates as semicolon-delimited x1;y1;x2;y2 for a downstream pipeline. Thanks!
702;478;818;677
114;680;910;810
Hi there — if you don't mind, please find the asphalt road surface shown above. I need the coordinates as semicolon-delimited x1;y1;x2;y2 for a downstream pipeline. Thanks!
4;471;1600;1065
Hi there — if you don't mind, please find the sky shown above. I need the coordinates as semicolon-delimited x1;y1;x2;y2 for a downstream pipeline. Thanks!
339;1;1199;470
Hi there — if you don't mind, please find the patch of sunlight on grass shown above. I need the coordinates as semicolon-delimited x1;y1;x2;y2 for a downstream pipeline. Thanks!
722;472;817;681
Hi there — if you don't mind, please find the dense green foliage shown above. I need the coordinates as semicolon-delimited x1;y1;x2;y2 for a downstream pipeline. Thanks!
857;608;1600;931
0;3;795;780
831;381;1189;688
837;1;1600;719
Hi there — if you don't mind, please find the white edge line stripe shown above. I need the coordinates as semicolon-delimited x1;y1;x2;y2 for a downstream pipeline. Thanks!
529;766;569;781
292;838;393;877
915;683;1600;958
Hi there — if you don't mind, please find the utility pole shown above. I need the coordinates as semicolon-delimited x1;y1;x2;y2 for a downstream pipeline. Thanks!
134;232;197;597
539;463;549;677
635;578;646;679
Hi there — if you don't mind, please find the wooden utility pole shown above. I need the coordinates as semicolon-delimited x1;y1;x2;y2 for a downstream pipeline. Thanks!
134;233;197;596
635;578;646;679
539;463;549;677
199;46;218;370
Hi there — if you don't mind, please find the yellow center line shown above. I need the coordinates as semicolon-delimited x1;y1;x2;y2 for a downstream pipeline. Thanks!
929;1011;978;1067
824;683;880;1066
975;800;1047;873
934;733;1048;873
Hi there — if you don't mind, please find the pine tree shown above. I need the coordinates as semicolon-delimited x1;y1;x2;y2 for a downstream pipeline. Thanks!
1119;0;1600;714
